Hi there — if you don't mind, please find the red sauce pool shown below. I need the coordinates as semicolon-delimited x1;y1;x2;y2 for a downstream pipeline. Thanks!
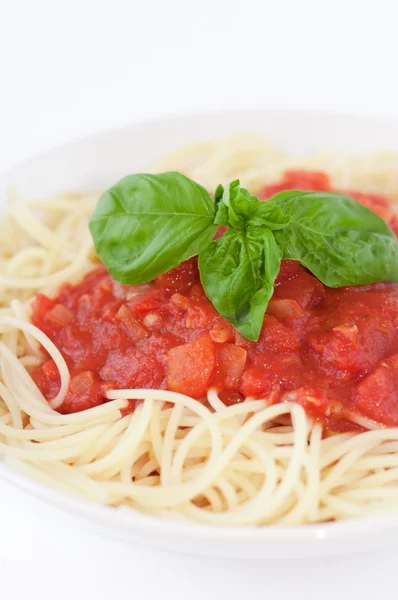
31;171;398;431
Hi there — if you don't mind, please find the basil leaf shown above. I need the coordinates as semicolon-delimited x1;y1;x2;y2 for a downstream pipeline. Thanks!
198;227;281;342
216;180;291;231
270;190;398;286
212;180;261;229
227;183;258;228
214;184;225;205
250;202;292;230
214;184;229;226
89;172;217;284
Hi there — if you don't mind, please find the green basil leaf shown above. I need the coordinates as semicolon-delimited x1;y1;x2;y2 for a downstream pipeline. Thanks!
216;180;259;229
214;183;225;204
250;202;292;230
216;180;291;231
270;190;398;286
214;184;229;226
89;172;217;284
198;227;281;342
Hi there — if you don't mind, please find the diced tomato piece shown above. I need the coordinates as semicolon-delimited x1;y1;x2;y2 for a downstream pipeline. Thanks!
69;371;95;395
352;354;398;426
170;293;190;311
267;298;306;319
234;330;252;349
166;335;216;398
240;367;276;398
116;305;148;341
46;304;74;326
185;301;218;330
129;288;166;315
216;344;247;389
209;319;234;343
42;359;60;381
332;325;359;345
100;299;123;321
76;294;95;325
257;315;300;354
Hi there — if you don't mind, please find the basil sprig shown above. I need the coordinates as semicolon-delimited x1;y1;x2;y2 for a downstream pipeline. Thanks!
90;173;398;342
269;190;398;287
89;172;217;284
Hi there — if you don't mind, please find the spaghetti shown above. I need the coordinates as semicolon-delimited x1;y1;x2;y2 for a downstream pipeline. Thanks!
1;136;398;526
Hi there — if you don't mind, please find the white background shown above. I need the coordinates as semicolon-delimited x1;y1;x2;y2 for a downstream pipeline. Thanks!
1;1;398;598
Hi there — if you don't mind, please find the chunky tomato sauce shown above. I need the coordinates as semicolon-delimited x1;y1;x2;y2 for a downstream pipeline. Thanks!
31;171;398;430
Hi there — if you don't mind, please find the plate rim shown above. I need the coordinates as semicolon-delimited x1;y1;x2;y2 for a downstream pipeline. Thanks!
3;106;398;177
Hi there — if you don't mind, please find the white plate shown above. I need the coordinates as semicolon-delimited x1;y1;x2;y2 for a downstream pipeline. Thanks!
1;109;398;560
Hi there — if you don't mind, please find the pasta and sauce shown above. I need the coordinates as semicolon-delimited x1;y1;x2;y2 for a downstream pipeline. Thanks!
1;135;398;526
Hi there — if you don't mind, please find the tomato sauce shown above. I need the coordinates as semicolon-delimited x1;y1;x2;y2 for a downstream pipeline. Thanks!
31;171;398;431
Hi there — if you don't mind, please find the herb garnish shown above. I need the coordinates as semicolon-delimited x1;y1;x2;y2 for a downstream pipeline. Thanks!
90;172;398;341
